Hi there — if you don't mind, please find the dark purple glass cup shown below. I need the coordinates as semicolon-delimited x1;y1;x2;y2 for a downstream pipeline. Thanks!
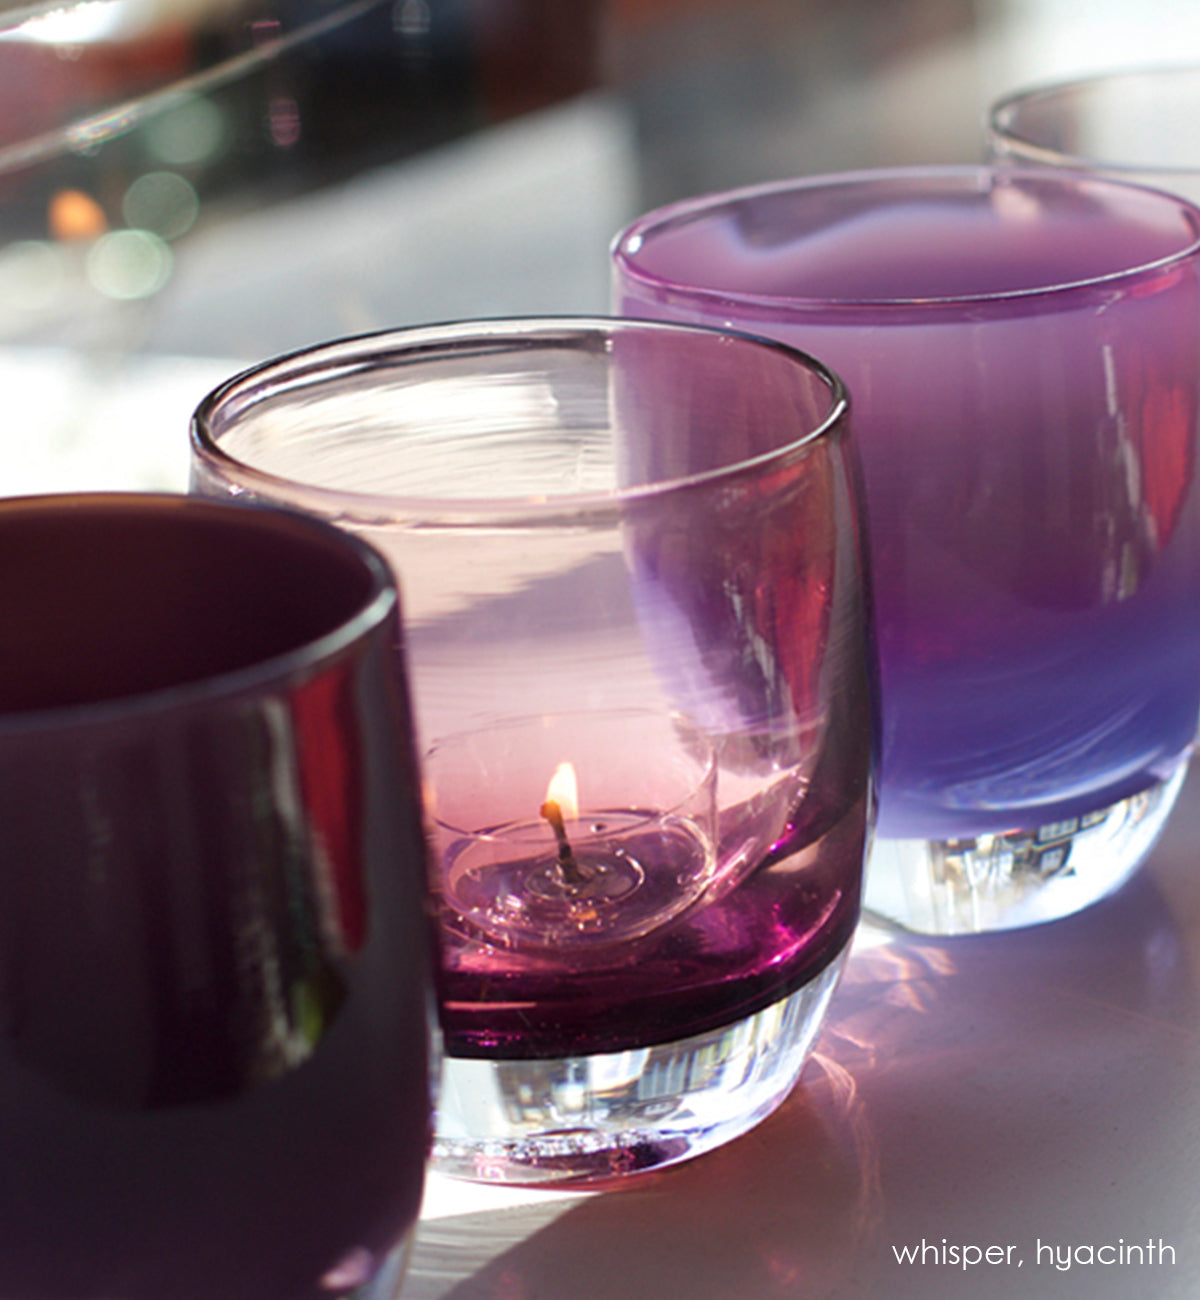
0;493;433;1300
615;165;1200;934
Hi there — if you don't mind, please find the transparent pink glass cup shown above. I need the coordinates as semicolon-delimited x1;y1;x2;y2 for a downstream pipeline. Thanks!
191;317;874;1185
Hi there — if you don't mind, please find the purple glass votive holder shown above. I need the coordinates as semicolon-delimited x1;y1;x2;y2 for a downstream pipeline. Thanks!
615;164;1200;934
191;317;874;1185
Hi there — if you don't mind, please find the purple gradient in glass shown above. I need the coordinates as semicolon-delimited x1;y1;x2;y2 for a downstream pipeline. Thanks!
438;720;866;1059
615;168;1200;842
190;320;874;1062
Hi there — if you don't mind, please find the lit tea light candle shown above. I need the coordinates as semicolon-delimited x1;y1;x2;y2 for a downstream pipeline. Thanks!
539;761;592;888
426;713;719;952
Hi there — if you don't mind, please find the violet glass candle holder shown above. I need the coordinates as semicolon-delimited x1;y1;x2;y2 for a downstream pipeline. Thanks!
0;493;433;1300
989;66;1200;203
190;318;874;1186
614;166;1200;935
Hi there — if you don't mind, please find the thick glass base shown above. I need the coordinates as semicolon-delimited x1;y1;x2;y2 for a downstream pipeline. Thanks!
864;763;1188;935
431;947;848;1186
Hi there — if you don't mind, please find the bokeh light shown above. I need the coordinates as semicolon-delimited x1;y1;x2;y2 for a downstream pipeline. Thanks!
143;96;225;167
268;95;301;148
122;171;200;241
86;228;172;300
48;189;108;241
6;0;127;46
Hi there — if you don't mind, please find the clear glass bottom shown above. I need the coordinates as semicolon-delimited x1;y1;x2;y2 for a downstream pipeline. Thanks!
430;945;849;1186
863;762;1189;935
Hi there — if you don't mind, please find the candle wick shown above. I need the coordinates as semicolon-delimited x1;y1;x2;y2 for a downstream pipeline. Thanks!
540;798;591;887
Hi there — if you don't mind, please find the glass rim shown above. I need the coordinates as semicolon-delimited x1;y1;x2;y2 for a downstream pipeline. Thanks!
0;0;384;179
0;491;398;734
988;64;1200;178
612;163;1200;314
190;316;850;523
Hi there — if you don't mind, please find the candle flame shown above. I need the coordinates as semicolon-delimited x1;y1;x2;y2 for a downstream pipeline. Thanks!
545;761;579;821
